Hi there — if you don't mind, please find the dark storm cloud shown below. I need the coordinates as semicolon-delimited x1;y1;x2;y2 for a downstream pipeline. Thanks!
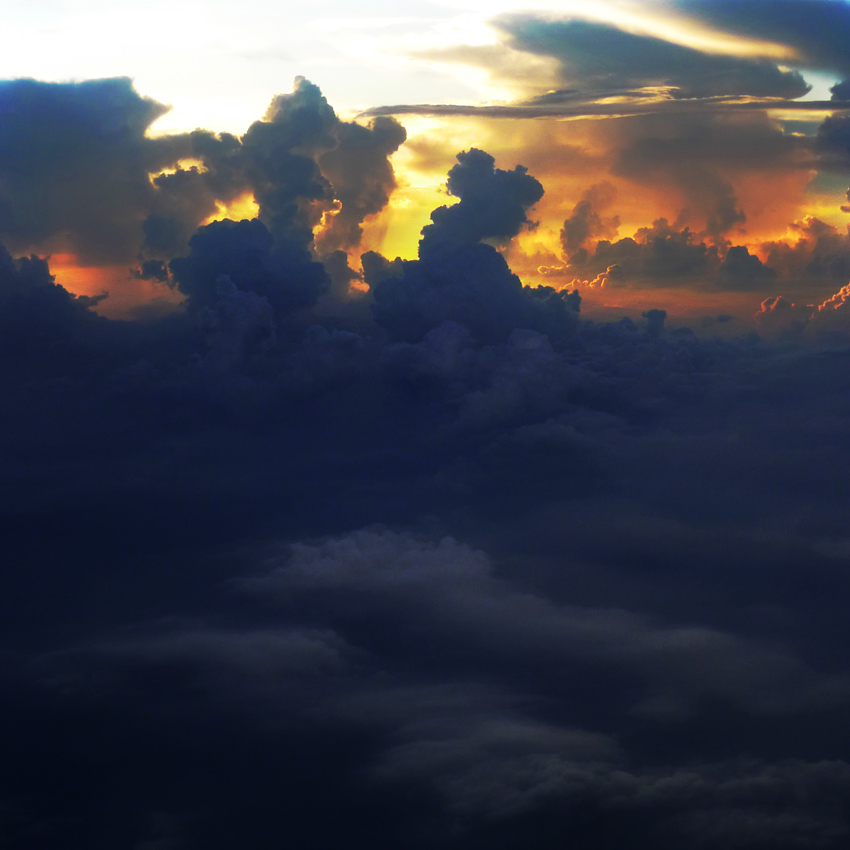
141;131;247;260
817;112;850;168
719;245;777;288
496;16;811;99
761;217;850;286
0;77;189;263
237;77;407;259
567;216;782;292
831;80;850;101
32;526;850;846
7;81;850;850
239;79;335;242
608;111;807;243
673;0;850;77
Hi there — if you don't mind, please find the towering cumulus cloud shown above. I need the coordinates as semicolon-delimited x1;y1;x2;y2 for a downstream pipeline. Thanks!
369;149;579;343
0;76;405;283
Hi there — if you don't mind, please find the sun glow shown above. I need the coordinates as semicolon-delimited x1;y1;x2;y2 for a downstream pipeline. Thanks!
202;193;261;226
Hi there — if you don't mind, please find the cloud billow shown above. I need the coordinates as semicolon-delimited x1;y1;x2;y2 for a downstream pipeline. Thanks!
169;217;328;317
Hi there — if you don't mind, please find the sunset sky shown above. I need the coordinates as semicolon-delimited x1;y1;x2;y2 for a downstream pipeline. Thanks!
5;3;850;850
4;0;850;325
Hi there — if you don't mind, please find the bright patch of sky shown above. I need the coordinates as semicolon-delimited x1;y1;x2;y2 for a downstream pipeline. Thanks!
2;0;842;134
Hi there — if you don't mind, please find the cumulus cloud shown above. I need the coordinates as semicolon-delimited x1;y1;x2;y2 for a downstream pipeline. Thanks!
0;76;405;281
761;217;850;289
0;78;188;263
419;148;544;255
314;116;407;254
169;217;328;316
0;241;105;360
368;149;579;344
560;182;620;258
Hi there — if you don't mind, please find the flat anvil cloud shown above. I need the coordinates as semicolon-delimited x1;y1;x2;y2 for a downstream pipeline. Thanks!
497;16;811;99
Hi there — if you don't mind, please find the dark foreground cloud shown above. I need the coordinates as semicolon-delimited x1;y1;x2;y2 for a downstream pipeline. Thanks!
5;82;850;850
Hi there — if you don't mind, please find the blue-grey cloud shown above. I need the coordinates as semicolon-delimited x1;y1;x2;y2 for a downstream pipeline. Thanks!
497;16;812;99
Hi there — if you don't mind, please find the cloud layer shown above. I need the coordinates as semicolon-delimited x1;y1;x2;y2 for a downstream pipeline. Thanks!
4;16;850;845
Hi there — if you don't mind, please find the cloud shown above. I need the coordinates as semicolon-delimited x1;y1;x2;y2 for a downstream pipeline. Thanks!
314;116;407;254
719;245;777;289
761;217;850;288
560;182;620;258
368;149;581;344
673;0;850;77
0;78;189;264
419;148;544;255
497;16;812;100
239;528;849;716
8;74;850;850
0;241;106;361
141;131;247;260
0;76;406;279
169;218;328;317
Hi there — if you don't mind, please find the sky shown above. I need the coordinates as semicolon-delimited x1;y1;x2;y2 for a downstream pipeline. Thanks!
4;2;850;849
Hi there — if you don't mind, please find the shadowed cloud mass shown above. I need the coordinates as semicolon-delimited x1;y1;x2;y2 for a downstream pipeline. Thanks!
4;8;850;845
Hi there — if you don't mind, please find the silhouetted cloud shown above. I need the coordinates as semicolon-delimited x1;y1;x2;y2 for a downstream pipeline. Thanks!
367;149;581;344
170;217;328;317
0;78;188;263
315;116;407;254
419;148;544;254
560;182;620;258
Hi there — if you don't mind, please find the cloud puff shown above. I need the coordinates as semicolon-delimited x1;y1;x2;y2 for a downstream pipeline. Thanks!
0;76;406;278
314;116;407;254
560;182;620;258
169;218;328;317
761;217;850;289
419;148;544;256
